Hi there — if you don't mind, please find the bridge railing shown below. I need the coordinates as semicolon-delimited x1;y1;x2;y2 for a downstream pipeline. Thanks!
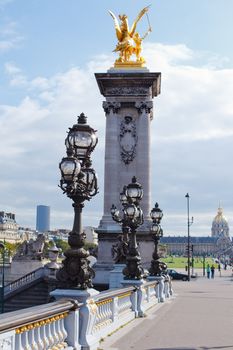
0;277;172;350
4;267;45;296
91;286;137;340
0;299;79;350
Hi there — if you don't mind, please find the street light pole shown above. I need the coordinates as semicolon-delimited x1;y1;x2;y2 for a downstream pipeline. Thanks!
149;203;165;276
56;113;98;290
202;253;206;276
185;193;193;282
111;177;144;280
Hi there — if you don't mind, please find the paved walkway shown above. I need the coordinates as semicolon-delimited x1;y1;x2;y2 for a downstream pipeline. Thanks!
100;270;233;350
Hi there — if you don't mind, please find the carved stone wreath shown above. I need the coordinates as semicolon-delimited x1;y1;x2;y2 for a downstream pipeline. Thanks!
119;116;137;165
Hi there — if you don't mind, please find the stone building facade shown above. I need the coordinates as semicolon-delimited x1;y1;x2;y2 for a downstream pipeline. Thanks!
0;211;21;243
161;207;232;257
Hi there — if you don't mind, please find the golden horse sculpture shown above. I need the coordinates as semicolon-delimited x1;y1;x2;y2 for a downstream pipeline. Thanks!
109;6;152;67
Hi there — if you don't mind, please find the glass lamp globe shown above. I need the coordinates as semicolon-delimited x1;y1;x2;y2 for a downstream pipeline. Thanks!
124;204;137;219
150;202;163;223
111;205;119;218
59;155;81;182
151;223;160;235
65;113;98;160
125;176;143;203
80;167;98;195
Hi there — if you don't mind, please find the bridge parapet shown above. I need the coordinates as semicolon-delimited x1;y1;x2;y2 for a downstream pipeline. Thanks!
0;299;79;349
0;278;172;350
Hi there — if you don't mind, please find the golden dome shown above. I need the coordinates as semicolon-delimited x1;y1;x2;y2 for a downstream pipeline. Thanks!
211;206;229;238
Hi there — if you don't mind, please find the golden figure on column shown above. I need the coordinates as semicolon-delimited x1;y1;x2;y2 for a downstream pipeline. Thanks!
109;6;152;68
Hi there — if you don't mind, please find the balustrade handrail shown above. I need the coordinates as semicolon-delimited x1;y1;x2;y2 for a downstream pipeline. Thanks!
93;286;136;302
0;299;79;333
4;266;45;295
143;280;159;287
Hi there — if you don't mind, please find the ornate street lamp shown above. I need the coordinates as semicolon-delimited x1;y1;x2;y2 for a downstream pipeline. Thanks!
149;203;165;276
111;177;144;279
185;193;194;282
56;113;98;290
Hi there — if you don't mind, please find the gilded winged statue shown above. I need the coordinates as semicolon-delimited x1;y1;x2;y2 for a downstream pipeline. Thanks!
109;6;152;65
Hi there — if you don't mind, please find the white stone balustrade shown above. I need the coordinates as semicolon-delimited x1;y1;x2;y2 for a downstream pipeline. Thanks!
143;280;159;310
0;279;173;350
4;267;45;295
0;299;78;350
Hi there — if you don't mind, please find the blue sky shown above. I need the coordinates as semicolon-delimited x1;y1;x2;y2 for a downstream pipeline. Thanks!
0;0;233;236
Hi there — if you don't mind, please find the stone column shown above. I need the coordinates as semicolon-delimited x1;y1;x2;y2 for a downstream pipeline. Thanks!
94;70;161;284
135;101;153;226
99;101;121;231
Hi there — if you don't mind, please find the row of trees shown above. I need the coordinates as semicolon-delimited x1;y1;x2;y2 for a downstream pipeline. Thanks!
0;239;98;259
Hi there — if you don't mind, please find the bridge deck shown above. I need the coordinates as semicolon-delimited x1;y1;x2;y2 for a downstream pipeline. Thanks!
101;269;233;350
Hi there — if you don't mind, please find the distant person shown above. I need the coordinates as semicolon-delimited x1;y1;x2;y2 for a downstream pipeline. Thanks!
206;264;211;279
224;263;227;270
211;265;215;279
218;263;221;277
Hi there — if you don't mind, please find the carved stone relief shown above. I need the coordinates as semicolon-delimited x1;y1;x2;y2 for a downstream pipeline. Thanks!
135;101;153;114
119;116;137;165
106;87;148;96
103;101;121;114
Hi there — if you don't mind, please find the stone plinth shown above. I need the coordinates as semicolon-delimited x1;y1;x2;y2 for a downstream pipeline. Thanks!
94;69;161;283
109;264;125;289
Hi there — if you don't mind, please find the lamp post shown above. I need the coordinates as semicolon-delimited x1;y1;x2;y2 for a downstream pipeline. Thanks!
185;193;193;282
111;177;144;279
56;113;98;290
202;253;206;276
0;242;5;314
149;203;164;276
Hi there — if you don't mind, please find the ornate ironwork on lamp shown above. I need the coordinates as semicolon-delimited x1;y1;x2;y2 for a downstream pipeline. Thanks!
56;113;98;290
149;202;166;276
111;177;144;279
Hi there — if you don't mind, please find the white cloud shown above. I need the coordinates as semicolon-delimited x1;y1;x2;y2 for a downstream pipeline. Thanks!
0;21;23;52
1;42;233;235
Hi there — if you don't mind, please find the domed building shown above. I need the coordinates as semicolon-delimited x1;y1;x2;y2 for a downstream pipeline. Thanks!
211;206;229;238
161;206;232;257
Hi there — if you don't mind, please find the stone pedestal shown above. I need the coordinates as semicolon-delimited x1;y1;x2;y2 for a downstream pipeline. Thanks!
109;264;125;289
50;288;100;350
147;275;165;302
94;69;161;283
121;278;146;317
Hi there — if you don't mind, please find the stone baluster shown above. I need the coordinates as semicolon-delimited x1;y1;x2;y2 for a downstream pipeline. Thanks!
146;285;150;302
59;314;68;346
33;323;44;350
136;284;146;317
45;320;54;348
21;327;30;350
15;331;24;350
155;276;165;302
54;316;64;347
50;317;59;348
118;293;131;314
40;320;50;349
111;296;119;322
28;324;39;350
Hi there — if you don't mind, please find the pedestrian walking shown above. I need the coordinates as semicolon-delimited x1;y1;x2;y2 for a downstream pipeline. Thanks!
211;265;215;279
218;263;221;277
206;264;211;279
